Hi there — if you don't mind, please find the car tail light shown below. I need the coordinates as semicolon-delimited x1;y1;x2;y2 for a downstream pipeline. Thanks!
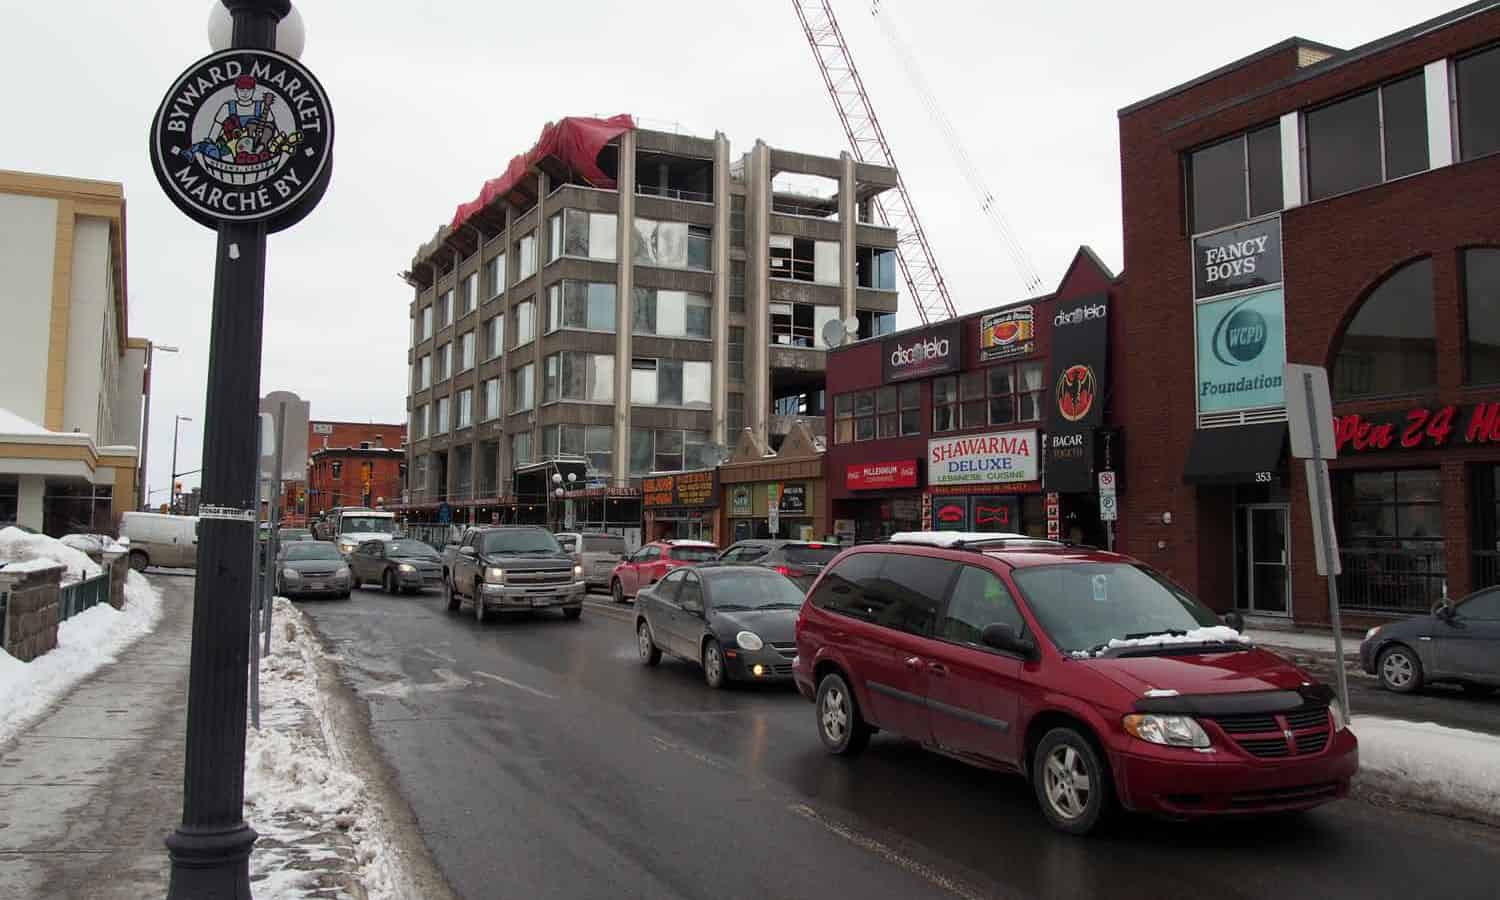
807;543;824;549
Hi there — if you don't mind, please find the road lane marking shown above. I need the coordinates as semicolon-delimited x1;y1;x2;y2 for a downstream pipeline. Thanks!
365;667;471;699
419;646;457;663
787;803;988;900
651;735;729;771
473;670;559;700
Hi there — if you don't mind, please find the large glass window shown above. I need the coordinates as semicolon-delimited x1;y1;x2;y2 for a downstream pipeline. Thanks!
435;343;451;382
728;326;745;381
561;209;618;261
835;384;919;443
514;299;535;346
458;331;474;373
547;212;563;264
770;235;840;284
628;428;712;475
633;218;711;270
770;302;841;348
486;313;505;360
856;246;897;290
417;354;431;390
931;362;1044;432
482;377;501;421
630;358;710;408
1458;44;1500;161
1332;258;1436;400
729;258;746;313
634;288;710;339
511;431;533;467
437;290;452;329
456;388;472;429
858;309;896;340
1465;248;1500;385
435;396;450;434
543;352;615;404
419;305;432;342
511;363;534;412
485;253;506;300
1306;76;1427;201
1188;124;1282;233
412;403;427;440
548;281;617;333
460;273;477;316
1338;469;1445;613
543;424;614;476
516;232;537;281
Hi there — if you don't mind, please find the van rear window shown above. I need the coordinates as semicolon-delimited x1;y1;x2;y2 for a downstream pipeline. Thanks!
583;536;625;554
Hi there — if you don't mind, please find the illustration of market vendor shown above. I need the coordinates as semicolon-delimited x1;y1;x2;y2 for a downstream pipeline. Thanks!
188;74;302;166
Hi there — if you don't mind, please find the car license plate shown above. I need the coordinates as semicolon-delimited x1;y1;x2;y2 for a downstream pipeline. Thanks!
306;581;324;590
530;597;551;607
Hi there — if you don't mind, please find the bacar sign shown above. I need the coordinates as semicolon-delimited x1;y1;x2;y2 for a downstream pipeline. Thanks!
150;49;334;232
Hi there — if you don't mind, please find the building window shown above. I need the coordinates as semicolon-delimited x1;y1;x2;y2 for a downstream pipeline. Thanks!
629;428;712;475
435;343;451;382
1187;125;1282;234
769;235;840;284
331;460;342;479
456;388;473;429
511;431;533;467
485;253;506;300
856;246;897;290
729;258;746;313
417;354;431;390
437;290;452;329
486;313;505;360
727;391;745;439
630;358;711;408
409;315;416;348
770;302;841;348
516;232;537;281
547;212;563;264
974;362;1046;427
561;209;617;261
1332;258;1436;400
511;363;534;412
728;326;745;381
547;281;617;333
633;218;711;270
1458;44;1500;161
1338;469;1445;613
1465;248;1500;385
835;384;918;443
730;195;746;250
435;396;450;434
459;331;475;373
413;404;427;439
542;424;613;476
543;352;615;404
419;304;432;342
857;309;896;340
514;299;535;346
633;288;710;339
1306;75;1427;202
482;377;501;421
460;273;477;316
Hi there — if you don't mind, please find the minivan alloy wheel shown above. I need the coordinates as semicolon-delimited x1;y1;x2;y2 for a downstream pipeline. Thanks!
1043;746;1093;821
821;685;849;743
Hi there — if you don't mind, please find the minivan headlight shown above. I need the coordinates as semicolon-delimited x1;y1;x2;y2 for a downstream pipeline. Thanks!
1123;714;1211;749
736;631;764;651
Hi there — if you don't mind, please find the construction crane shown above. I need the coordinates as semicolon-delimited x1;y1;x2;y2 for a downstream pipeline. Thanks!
792;1;1044;324
792;0;957;324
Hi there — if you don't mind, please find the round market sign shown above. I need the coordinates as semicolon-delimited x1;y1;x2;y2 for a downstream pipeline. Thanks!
149;49;333;232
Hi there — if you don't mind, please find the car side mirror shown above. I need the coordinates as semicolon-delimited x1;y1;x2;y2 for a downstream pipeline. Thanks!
460;546;477;558
1434;602;1456;621
981;623;1036;657
1222;611;1245;633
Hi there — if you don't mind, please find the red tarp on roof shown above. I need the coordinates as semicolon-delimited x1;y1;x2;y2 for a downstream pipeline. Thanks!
449;114;635;230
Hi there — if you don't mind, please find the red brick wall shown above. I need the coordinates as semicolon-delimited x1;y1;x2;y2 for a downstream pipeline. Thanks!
308;450;406;516
308;421;406;455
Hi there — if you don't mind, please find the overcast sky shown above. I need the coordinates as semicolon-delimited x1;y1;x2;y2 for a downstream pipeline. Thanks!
6;0;1456;500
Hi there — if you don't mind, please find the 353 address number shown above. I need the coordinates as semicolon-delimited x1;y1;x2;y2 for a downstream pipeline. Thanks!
1254;471;1274;483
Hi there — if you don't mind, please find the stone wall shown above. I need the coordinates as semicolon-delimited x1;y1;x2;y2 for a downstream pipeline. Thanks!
103;550;129;610
1;564;63;662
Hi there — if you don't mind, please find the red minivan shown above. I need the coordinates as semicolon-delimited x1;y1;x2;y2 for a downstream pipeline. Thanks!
792;535;1358;835
610;540;720;603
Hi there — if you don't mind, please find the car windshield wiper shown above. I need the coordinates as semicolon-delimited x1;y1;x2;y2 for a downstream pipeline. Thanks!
1123;629;1188;640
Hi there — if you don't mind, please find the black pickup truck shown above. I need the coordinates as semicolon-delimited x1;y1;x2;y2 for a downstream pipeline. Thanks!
442;526;585;622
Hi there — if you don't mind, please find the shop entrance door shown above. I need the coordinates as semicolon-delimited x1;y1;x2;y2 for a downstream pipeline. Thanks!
1239;505;1291;616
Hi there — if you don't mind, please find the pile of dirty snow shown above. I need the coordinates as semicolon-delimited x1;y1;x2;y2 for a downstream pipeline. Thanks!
0;527;103;584
1352;716;1500;828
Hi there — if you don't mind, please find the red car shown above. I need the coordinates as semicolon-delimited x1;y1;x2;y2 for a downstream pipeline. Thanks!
793;534;1358;835
610;540;720;603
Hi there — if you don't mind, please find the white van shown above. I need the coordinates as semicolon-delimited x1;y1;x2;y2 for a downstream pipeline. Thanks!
333;509;398;557
120;512;200;571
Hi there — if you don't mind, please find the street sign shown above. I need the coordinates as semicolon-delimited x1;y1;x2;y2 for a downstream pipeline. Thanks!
1285;364;1336;460
1099;493;1119;521
1097;470;1117;494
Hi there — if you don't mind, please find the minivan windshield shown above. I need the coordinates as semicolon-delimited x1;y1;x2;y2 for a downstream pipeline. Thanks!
283;543;344;561
481;529;562;555
1010;563;1227;655
341;516;395;534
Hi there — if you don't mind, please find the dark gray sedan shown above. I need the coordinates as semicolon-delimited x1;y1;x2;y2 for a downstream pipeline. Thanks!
634;563;803;689
349;539;444;594
1360;586;1500;694
275;541;352;599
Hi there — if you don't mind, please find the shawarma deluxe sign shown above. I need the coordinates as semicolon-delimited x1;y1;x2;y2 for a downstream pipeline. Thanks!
150;49;333;232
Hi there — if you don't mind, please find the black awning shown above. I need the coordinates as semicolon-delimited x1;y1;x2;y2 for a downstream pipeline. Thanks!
1183;422;1287;485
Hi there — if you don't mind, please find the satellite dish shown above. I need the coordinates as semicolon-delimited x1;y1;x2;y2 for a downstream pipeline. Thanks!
822;318;848;348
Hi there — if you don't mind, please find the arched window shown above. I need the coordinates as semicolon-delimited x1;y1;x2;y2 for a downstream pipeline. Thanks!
1332;258;1436;400
1465;248;1500;385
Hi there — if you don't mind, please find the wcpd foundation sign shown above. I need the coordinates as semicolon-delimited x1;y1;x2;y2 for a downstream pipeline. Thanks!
149;49;333;232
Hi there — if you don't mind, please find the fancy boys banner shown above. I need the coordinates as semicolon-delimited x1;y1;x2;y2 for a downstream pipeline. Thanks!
1194;218;1282;300
150;49;333;232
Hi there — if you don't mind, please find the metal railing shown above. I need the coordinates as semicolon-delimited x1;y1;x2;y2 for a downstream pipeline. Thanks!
1336;546;1446;615
637;184;713;204
1476;550;1500;590
59;573;110;623
405;524;457;551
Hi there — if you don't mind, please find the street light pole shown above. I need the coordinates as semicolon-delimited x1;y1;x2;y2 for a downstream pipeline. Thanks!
170;414;192;513
140;343;180;510
163;4;292;896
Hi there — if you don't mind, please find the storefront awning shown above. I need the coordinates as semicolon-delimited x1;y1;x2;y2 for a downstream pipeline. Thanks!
1183;422;1287;485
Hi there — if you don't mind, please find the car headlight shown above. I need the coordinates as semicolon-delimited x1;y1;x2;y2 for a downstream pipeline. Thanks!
573;564;584;578
736;631;764;651
337;542;355;555
281;568;300;580
1364;626;1382;642
1122;714;1211;749
1329;701;1349;733
335;565;351;580
398;563;417;573
485;566;505;584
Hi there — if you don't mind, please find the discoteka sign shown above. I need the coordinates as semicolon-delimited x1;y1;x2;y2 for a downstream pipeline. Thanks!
928;429;1039;486
882;321;961;383
150;49;333;232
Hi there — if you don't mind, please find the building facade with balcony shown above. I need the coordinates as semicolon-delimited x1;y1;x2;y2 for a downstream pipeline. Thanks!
1117;1;1500;625
397;116;898;534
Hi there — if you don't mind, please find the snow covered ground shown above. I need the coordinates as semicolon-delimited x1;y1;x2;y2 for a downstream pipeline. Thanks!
1352;715;1500;827
0;525;103;583
246;597;411;900
0;570;164;748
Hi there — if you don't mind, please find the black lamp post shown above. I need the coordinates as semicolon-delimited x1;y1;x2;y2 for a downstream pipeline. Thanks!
150;2;333;896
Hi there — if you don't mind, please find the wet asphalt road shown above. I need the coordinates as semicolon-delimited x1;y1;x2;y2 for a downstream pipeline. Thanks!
297;586;1500;900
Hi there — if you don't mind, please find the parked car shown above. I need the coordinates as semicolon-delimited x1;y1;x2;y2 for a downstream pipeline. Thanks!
120;511;199;571
793;532;1358;835
1361;586;1500;695
718;539;842;590
555;531;628;589
610;540;719;603
349;539;444;594
636;563;804;688
275;540;352;599
443;526;585;622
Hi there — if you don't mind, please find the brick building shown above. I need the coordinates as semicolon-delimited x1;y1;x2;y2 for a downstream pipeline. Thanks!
1117;2;1500;626
306;445;406;518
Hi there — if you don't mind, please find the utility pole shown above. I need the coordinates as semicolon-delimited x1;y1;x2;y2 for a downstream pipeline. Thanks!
170;414;191;514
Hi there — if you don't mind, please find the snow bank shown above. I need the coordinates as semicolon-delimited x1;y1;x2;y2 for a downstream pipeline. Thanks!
0;527;103;583
1352;716;1500;827
0;571;164;748
246;598;409;900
